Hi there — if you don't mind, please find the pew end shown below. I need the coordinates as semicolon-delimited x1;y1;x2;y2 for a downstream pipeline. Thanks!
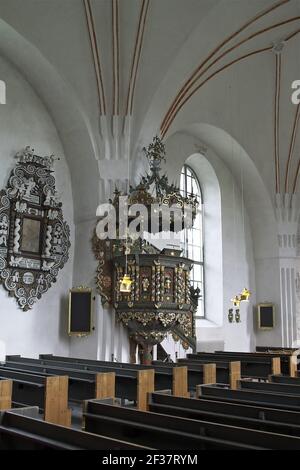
44;375;72;427
203;363;216;385
172;366;189;398
271;357;281;375
137;369;155;411
289;355;297;378
230;361;241;390
95;372;115;400
0;379;12;410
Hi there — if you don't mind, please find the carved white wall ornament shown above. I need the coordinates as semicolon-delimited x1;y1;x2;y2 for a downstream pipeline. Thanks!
0;147;70;310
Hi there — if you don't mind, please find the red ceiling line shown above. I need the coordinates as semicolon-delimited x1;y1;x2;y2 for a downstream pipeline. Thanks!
285;103;300;192
116;0;120;115
112;0;120;115
129;0;150;115
125;0;148;117
292;158;300;193
85;0;106;115
161;16;300;136
160;0;290;132
274;53;281;194
161;46;273;139
126;0;149;115
83;0;103;114
284;28;300;193
285;28;300;41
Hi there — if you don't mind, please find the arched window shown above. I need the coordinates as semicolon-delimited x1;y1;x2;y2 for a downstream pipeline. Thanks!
180;164;205;318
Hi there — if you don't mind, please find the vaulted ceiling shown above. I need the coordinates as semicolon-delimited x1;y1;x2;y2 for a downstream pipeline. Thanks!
0;0;299;221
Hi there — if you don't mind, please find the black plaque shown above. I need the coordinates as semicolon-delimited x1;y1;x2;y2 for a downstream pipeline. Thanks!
258;304;274;329
68;288;92;335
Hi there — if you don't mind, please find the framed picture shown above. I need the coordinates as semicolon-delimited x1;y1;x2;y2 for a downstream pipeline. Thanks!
257;303;275;330
68;287;93;336
21;217;42;254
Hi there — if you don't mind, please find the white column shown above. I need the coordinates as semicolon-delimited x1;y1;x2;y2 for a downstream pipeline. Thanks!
276;194;300;347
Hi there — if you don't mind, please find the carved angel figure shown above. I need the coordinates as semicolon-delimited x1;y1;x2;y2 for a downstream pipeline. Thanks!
24;177;36;198
15;201;27;213
142;277;150;292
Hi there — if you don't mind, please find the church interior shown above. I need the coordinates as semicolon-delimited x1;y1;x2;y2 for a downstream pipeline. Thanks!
0;0;299;452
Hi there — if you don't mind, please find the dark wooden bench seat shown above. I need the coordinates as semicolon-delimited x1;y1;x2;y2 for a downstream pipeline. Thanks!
271;375;300;385
83;398;268;450
239;379;300;396
83;398;300;449
198;383;300;410
0;368;70;426
177;359;241;388
7;355;187;397
186;353;281;377
148;391;300;436
2;360;154;410
214;351;296;375
0;407;150;450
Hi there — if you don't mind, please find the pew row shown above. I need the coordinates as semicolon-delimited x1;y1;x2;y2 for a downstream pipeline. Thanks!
186;353;281;378
0;369;70;426
270;374;300;385
6;355;188;398
0;407;151;450
2;360;153;411
82;398;300;449
36;354;239;391
148;391;300;431
239;378;300;396
197;383;300;410
176;359;241;389
213;350;297;376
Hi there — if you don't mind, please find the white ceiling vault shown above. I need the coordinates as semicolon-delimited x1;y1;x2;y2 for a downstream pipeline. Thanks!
0;0;299;222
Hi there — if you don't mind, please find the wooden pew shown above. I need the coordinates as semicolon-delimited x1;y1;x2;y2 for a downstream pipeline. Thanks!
239;378;300;396
214;350;296;375
152;360;217;390
177;359;241;389
198;383;300;410
0;379;12;411
0;407;151;450
36;353;237;392
256;346;298;353
7;355;186;398
270;375;300;386
27;355;188;396
82;398;300;449
186;352;281;378
2;361;153;411
148;391;300;437
0;368;70;426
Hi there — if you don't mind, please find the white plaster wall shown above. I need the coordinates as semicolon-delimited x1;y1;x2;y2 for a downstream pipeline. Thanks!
69;218;130;361
0;55;74;360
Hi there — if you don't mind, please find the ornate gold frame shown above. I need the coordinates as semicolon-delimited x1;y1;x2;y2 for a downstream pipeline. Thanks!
257;303;275;330
68;286;93;337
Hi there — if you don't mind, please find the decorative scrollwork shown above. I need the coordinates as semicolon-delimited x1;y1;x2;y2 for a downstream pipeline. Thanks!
0;147;70;311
